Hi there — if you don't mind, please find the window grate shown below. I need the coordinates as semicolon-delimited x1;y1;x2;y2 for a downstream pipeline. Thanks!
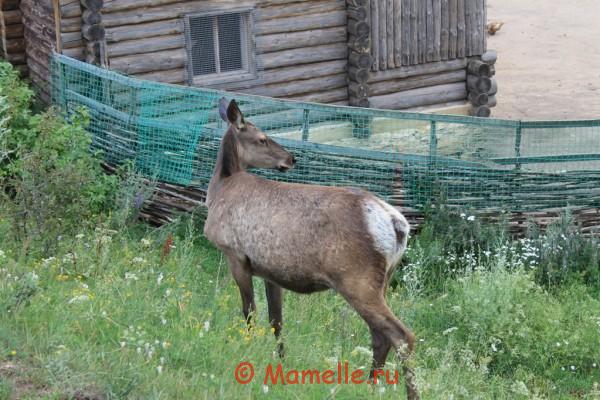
185;10;254;85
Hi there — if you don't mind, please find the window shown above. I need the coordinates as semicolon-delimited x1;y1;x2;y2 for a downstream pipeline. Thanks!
185;10;255;85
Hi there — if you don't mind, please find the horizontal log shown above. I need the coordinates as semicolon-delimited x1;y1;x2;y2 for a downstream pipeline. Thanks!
105;18;183;43
369;69;466;96
6;38;25;53
468;90;488;106
108;34;183;57
133;68;186;84
348;81;369;98
258;1;344;20
62;46;85;59
2;0;20;11
283;87;348;104
348;19;369;37
4;23;24;39
347;34;370;53
481;50;497;64
3;9;22;25
101;1;260;28
348;66;370;83
5;52;26;64
489;78;498;95
369;58;468;82
256;26;347;53
60;2;82;18
61;32;84;49
349;51;371;68
82;23;105;41
80;0;103;12
467;74;491;92
244;73;347;98
349;97;370;107
82;9;102;25
260;43;347;69
471;105;491;117
467;59;491;76
369;82;467;109
225;60;347;91
347;6;368;20
102;0;180;13
110;48;186;74
256;10;346;35
61;17;81;33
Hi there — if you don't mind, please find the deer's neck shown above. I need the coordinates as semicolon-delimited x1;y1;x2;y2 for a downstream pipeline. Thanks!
207;130;246;207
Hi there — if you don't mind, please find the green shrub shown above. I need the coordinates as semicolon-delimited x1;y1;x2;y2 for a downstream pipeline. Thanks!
0;61;118;254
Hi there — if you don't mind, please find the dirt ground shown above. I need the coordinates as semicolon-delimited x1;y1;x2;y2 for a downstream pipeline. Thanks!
487;0;600;120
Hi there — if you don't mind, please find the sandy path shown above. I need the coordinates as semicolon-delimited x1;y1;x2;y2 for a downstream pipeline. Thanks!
487;0;600;120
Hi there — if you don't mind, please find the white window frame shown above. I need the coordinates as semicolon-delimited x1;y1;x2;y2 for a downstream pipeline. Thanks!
184;9;256;86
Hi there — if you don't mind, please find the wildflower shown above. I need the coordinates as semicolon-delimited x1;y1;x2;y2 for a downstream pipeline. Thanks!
160;357;165;364
75;233;85;240
43;257;56;267
161;318;167;325
467;215;475;221
120;342;126;348
350;346;372;357
9;350;16;356
165;289;172;297
491;343;498;352
0;250;5;258
141;238;151;247
593;363;597;368
132;257;145;264
570;365;576;371
157;365;163;374
136;347;142;354
68;295;89;304
162;341;171;349
556;342;561;347
262;385;269;394
125;272;138;281
203;321;210;332
442;327;458;335
460;213;466;218
157;273;164;285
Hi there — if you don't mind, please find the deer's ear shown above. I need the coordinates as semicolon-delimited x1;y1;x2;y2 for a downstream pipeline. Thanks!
227;99;245;129
218;97;229;123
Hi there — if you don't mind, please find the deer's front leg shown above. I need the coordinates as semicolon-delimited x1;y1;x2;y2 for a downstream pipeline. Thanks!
265;280;284;358
226;253;255;325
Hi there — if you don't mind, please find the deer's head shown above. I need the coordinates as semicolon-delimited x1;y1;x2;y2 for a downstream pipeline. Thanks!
219;98;295;172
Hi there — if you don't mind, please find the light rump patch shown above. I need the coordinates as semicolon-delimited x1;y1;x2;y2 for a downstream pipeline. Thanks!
362;198;410;270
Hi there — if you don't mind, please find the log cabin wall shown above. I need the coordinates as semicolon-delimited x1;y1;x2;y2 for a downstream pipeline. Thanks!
359;0;494;113
58;0;349;105
0;0;27;77
17;0;57;102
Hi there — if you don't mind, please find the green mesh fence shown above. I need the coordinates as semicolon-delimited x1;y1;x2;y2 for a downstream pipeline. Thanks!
51;54;600;213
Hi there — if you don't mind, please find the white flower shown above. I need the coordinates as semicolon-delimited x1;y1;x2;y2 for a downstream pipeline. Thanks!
132;257;145;264
75;233;85;240
570;365;575;371
165;289;171;297
262;385;269;394
160;357;165;364
136;347;142;354
141;238;151;247
42;256;56;267
442;327;458;335
467;215;475;221
161;318;167;325
0;250;5;258
491;343;498;352
125;272;138;281
68;295;89;304
460;213;466;218
556;342;561;347
29;272;39;281
120;342;126;348
157;365;163;374
593;363;597;368
157;273;164;285
203;321;210;332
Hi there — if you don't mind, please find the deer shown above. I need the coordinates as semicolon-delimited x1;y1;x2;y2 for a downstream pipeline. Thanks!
204;98;419;399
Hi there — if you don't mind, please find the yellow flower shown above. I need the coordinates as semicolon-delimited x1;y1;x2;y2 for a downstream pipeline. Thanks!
56;274;69;281
9;350;16;356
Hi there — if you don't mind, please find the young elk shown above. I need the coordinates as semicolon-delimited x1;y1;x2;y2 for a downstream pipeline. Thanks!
204;98;419;399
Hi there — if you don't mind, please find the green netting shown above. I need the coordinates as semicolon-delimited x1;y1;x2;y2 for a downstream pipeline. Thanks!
51;53;600;212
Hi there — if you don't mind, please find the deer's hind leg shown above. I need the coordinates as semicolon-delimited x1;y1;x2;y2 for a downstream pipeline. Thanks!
265;280;284;358
225;252;256;325
336;277;419;400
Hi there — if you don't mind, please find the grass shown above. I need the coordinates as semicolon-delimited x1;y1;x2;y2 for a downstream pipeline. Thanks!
1;214;600;400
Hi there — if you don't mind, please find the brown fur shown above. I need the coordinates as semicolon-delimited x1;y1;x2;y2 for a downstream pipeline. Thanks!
204;99;419;399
